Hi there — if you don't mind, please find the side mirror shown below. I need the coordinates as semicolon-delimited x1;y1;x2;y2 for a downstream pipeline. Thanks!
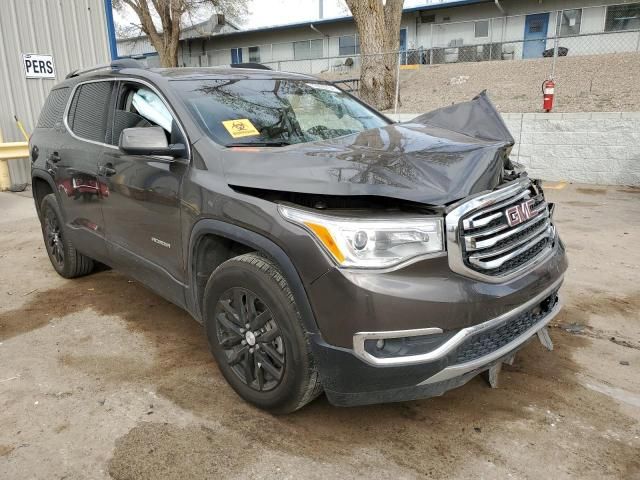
119;126;186;158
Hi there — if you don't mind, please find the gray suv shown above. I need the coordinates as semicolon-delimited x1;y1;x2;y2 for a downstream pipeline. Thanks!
30;60;566;413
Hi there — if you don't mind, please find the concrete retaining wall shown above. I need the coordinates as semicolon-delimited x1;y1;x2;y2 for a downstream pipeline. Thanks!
389;112;640;186
502;112;640;186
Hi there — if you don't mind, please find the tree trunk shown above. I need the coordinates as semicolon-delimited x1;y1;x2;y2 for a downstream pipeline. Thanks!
346;0;404;111
123;0;181;67
155;44;178;67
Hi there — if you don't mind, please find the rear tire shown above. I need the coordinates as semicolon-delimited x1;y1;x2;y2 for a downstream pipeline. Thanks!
40;193;94;278
203;252;322;413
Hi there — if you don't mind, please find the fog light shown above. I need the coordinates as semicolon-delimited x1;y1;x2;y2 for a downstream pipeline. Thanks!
375;339;385;350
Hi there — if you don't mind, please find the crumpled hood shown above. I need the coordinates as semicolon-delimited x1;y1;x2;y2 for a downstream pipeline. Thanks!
221;92;515;206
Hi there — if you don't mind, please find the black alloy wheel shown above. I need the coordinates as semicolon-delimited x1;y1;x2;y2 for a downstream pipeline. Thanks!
39;193;94;278
203;253;322;413
215;287;285;392
44;207;65;268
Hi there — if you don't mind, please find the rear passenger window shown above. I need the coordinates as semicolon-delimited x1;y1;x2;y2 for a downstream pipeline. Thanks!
67;82;113;144
37;87;70;128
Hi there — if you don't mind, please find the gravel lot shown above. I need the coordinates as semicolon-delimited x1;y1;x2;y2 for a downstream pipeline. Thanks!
326;53;640;114
1;184;639;479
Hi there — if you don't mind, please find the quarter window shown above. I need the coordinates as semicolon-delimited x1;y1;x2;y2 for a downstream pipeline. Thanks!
37;87;70;128
67;82;113;144
605;3;640;31
558;9;582;36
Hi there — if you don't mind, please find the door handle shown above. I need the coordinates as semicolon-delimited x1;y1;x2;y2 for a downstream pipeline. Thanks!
97;162;117;177
48;151;61;163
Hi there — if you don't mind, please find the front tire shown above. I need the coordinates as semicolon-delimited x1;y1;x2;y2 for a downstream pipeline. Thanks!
40;193;94;278
203;253;322;413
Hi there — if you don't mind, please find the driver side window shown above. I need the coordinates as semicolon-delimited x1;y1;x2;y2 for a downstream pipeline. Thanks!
109;82;176;146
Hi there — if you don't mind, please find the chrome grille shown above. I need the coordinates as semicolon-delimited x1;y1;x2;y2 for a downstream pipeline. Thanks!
445;178;556;282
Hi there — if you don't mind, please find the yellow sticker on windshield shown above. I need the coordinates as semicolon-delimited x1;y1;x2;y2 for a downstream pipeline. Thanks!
222;119;260;138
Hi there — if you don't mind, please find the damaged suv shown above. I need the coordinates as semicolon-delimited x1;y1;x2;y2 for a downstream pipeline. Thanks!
31;60;566;413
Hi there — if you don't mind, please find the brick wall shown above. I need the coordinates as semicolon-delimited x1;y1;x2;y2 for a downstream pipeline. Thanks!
389;112;640;186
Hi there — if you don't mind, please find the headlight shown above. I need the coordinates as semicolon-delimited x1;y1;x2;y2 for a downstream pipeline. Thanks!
278;205;444;269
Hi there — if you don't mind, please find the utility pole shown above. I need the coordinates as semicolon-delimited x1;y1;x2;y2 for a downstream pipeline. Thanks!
319;0;323;19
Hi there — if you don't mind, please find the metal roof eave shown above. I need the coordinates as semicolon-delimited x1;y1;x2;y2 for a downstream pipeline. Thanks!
169;0;494;42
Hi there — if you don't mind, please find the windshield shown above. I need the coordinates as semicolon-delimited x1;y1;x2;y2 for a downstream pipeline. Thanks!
172;79;389;146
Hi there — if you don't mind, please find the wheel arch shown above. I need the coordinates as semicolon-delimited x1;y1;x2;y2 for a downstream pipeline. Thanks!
31;170;58;219
188;219;319;335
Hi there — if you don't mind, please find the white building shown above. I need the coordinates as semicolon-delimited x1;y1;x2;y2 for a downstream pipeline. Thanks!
117;14;240;60
118;0;640;71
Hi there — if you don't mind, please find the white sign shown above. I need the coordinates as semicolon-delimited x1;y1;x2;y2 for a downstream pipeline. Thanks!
22;53;56;79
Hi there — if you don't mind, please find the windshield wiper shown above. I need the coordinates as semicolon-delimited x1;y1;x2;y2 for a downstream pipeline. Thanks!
226;141;291;147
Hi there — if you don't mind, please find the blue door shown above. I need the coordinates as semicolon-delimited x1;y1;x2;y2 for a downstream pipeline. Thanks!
523;13;549;59
231;48;243;64
399;28;407;64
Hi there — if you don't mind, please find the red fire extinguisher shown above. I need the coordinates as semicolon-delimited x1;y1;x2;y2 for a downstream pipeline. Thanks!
542;79;555;112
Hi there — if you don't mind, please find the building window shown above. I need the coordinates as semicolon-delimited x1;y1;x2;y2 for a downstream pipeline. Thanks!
338;35;360;56
474;20;489;38
558;9;582;36
605;3;640;31
293;39;323;60
248;46;260;62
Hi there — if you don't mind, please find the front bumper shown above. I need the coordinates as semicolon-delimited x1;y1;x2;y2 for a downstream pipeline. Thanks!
310;277;563;407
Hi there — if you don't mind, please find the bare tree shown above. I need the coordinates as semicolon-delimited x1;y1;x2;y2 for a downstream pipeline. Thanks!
344;0;404;110
113;0;247;67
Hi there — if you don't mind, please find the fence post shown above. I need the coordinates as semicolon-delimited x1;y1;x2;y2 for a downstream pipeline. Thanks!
550;11;560;80
429;24;434;64
489;18;493;61
394;51;401;116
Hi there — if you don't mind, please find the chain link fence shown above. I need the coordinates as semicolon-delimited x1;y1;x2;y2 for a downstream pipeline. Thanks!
169;6;640;114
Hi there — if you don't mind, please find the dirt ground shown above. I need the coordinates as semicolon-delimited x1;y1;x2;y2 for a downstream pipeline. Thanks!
0;183;639;479
324;53;640;114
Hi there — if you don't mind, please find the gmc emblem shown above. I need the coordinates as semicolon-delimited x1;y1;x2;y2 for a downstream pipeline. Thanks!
506;199;538;227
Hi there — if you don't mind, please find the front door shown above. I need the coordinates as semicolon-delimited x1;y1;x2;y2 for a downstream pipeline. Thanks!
99;80;189;306
231;48;243;64
523;13;549;59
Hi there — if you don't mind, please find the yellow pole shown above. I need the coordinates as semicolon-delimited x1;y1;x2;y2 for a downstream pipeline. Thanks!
0;129;12;191
14;115;30;141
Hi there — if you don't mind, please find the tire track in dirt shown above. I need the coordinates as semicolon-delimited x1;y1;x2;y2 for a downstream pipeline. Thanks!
1;270;639;478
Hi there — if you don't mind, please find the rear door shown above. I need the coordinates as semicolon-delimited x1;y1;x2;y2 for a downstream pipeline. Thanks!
55;80;116;261
31;86;70;192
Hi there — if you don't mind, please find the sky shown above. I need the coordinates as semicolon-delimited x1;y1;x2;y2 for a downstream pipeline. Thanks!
113;0;443;34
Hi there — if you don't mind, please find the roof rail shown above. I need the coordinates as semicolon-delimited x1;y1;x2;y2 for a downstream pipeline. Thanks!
229;62;272;70
65;58;144;79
